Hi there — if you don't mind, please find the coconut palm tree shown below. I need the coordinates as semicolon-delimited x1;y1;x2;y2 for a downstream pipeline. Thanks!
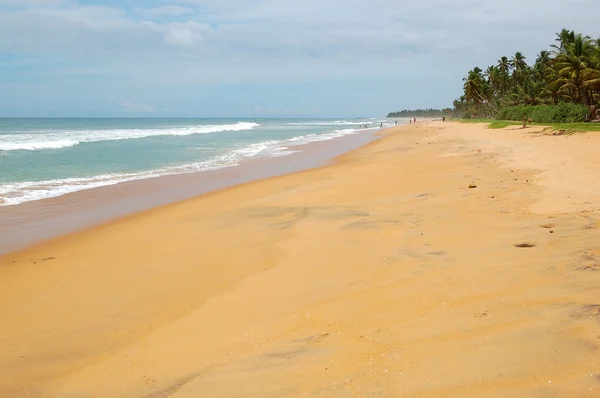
583;38;600;103
554;34;595;105
511;52;528;72
484;65;502;96
497;56;511;94
545;72;568;105
453;96;469;117
510;52;528;88
552;29;576;54
463;68;483;101
535;50;552;69
462;67;499;116
453;29;600;118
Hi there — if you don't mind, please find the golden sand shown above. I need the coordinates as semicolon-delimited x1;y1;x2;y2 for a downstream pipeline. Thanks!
2;121;600;397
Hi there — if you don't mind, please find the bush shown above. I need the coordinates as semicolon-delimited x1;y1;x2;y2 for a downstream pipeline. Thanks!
497;106;528;121
496;103;589;123
548;103;589;123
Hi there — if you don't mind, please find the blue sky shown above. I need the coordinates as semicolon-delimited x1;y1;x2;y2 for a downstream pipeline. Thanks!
0;0;598;117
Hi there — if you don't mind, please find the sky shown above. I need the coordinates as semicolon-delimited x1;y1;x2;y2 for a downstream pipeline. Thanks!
0;0;598;117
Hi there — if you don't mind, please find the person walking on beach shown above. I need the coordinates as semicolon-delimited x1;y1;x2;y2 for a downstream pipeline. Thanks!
380;122;383;128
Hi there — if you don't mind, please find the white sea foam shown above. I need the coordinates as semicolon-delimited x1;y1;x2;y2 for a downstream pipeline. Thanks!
0;122;259;151
285;120;373;127
0;125;367;206
0;140;80;151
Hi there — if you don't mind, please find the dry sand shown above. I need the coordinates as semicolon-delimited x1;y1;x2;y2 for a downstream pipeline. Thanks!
2;121;600;397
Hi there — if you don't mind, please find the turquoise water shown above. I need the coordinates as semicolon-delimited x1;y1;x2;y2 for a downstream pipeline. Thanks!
0;117;400;205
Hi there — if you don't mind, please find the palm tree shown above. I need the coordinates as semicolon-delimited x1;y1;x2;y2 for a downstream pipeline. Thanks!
463;68;483;101
510;52;528;88
551;28;576;54
463;68;486;115
462;67;499;116
453;29;600;118
511;52;528;72
545;72;568;105
535;50;552;69
484;65;502;96
497;56;511;94
453;96;468;117
584;38;600;103
531;50;555;103
554;34;595;105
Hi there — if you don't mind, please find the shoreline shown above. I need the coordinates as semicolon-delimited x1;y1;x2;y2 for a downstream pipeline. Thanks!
0;128;382;256
3;121;600;397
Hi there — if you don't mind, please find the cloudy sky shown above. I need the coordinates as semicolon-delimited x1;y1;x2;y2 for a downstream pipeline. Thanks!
0;0;598;117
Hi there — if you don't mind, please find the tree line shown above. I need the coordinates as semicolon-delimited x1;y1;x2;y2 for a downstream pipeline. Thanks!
453;29;600;121
387;108;453;118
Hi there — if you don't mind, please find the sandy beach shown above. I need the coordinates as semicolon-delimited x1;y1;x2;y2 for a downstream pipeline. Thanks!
2;121;600;397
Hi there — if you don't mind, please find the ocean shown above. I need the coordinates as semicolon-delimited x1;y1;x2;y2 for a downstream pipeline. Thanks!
0;117;401;206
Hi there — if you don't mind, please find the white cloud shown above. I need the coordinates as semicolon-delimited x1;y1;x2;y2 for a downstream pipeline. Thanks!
164;22;209;46
0;0;599;116
0;0;70;7
134;5;194;17
2;0;597;68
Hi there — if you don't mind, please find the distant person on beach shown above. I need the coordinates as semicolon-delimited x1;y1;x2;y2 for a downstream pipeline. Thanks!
442;116;446;122
395;121;397;126
380;122;383;128
413;117;416;123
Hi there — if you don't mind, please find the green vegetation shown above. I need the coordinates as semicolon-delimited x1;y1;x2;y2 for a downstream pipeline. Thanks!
453;28;600;123
497;103;588;123
456;119;600;133
455;119;521;128
545;122;600;132
387;108;452;118
487;121;522;129
455;118;498;124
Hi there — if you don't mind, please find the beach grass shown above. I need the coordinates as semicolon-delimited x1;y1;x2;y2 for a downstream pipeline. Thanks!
455;119;600;133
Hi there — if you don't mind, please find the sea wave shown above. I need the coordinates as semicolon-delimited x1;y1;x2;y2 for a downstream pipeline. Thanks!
0;126;368;206
0;146;292;206
285;120;375;127
0;122;259;151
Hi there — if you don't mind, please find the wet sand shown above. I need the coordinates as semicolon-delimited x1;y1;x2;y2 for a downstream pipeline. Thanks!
0;130;378;255
2;121;600;397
